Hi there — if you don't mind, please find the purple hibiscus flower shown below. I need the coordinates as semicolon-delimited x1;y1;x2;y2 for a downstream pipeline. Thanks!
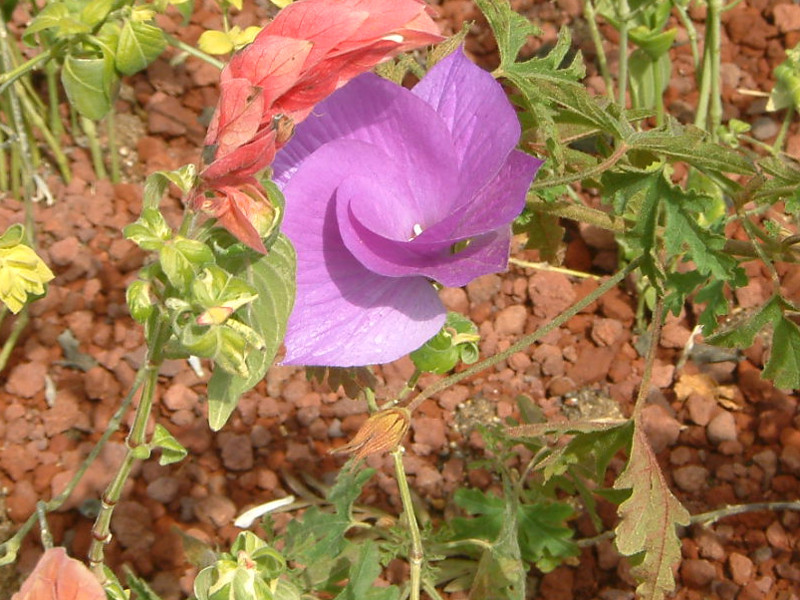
274;48;543;366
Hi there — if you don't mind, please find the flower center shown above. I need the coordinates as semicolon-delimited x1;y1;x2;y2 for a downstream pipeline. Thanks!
408;223;424;241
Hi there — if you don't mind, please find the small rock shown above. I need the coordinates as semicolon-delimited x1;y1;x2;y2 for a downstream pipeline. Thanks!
439;287;469;313
43;394;90;436
774;4;800;33
84;366;121;402
111;501;155;550
765;520;791;551
695;529;725;561
466;274;501;305
533;344;565;377
6;479;37;521
162;384;198;411
494;305;527;336
48;236;80;266
219;433;254;471
685;393;716;426
681;558;716;588
528;271;576;320
751;117;779;141
412;416;447;455
728;552;753;585
590;318;623;347
673;465;709;493
641;404;681;453
147;476;181;504
737;577;773;600
194;495;237;528
5;361;47;398
706;411;737;445
0;445;37;481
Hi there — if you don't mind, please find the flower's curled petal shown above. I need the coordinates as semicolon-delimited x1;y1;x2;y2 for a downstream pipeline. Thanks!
281;141;445;366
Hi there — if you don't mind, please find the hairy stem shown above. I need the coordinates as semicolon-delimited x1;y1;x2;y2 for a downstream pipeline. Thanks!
392;449;424;600
405;258;642;413
0;308;28;373
632;294;665;419
616;0;631;108
89;321;167;578
81;116;108;180
530;142;629;191
583;0;615;100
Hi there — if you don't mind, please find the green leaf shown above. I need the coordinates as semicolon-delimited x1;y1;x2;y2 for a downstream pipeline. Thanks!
126;279;154;323
465;485;526;600
61;53;119;120
151;424;188;465
763;316;800;390
142;166;198;210
627;123;755;177
124;207;172;250
472;0;541;69
614;426;689;600
160;237;214;290
334;542;398;600
206;234;295;430
513;208;565;262
80;0;113;27
705;295;783;348
116;20;167;75
124;566;165;600
451;489;578;573
410;312;479;374
23;3;88;44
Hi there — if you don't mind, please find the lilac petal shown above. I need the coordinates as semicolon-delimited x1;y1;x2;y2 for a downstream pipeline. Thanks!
412;48;523;197
417;149;544;243
336;150;540;286
273;74;460;230
281;142;446;366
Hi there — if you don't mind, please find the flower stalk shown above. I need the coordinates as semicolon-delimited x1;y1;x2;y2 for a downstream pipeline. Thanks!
391;448;424;600
88;320;168;579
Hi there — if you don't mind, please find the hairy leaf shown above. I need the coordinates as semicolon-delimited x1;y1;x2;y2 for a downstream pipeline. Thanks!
334;542;398;600
614;426;689;600
763;317;800;390
207;234;295;430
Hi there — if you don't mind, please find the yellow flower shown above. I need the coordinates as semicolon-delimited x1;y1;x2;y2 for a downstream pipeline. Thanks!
0;243;55;313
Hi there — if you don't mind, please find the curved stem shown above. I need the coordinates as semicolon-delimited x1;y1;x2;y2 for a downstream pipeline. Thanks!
405;257;642;413
164;33;224;70
530;142;629;191
0;308;27;373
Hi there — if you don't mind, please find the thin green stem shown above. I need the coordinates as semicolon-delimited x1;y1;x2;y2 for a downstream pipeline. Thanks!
81;116;108;180
583;0;615;101
530;141;629;191
772;106;795;154
164;33;224;69
672;1;700;69
652;56;665;127
707;0;723;138
694;36;712;130
392;449;423;600
632;294;664;419
36;502;54;550
106;110;120;183
18;88;71;183
89;321;167;578
405;258;642;413
0;308;28;373
0;369;144;566
616;0;631;108
45;61;64;137
0;50;52;94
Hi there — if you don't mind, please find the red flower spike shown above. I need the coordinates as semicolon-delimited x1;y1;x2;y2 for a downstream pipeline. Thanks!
196;0;442;253
12;547;105;600
189;177;276;254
